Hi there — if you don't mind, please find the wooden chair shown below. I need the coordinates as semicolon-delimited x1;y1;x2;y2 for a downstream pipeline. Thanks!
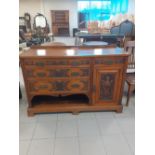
124;40;135;106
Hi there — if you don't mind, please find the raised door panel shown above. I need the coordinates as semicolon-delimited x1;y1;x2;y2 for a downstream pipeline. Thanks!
93;67;123;104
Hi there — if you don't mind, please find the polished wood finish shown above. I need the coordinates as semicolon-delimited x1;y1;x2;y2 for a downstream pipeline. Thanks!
20;46;129;116
124;41;135;106
51;10;69;36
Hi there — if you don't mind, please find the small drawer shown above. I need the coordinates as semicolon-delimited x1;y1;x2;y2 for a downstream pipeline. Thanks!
69;59;90;67
95;58;125;66
24;59;69;67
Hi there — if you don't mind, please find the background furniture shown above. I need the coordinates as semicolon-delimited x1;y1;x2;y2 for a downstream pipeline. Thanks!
51;10;69;36
83;41;108;46
124;40;135;106
19;30;42;47
75;20;135;46
75;32;124;46
42;42;66;46
33;13;50;43
19;17;27;33
110;20;135;37
20;46;129;116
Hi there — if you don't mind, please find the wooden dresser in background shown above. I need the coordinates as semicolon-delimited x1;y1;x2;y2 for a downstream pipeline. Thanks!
20;46;129;116
51;10;69;36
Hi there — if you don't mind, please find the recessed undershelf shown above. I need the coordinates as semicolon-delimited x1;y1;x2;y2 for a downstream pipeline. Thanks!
31;94;89;107
27;94;122;116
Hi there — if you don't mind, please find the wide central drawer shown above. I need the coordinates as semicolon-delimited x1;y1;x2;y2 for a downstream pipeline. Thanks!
28;79;89;94
25;67;90;78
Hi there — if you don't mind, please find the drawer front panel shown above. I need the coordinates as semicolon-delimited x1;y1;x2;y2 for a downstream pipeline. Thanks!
25;68;90;78
95;57;125;66
28;79;89;93
24;59;90;67
24;59;68;67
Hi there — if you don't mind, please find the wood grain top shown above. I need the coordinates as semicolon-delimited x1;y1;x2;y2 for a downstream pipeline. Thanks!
20;46;129;58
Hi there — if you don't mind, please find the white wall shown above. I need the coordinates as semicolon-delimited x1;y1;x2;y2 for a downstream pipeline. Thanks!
128;0;135;14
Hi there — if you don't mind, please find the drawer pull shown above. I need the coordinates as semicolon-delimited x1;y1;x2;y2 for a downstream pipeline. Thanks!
71;61;80;66
71;72;79;76
37;72;46;77
38;85;48;89
36;62;45;67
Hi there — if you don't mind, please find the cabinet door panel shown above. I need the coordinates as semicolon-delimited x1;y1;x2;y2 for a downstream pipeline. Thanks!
94;67;123;104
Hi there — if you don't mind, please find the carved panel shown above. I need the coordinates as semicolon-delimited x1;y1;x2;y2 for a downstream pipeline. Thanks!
28;79;89;93
29;81;52;92
49;69;69;77
99;73;115;100
66;80;88;91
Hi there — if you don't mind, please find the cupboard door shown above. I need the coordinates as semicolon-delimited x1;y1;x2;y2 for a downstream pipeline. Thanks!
93;67;123;104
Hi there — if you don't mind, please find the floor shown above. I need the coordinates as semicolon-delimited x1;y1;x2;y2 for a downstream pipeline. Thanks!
19;37;135;155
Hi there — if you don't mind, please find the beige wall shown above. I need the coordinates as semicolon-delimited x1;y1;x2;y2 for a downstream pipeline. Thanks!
19;0;135;36
19;0;42;28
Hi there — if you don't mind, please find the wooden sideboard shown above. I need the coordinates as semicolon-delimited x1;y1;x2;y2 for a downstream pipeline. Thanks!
20;46;129;116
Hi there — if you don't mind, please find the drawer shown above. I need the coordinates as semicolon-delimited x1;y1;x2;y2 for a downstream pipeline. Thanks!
23;59;90;67
28;79;89;93
24;59;69;67
94;57;125;66
25;67;90;78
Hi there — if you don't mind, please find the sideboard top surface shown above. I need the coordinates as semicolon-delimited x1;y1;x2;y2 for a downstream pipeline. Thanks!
20;47;129;58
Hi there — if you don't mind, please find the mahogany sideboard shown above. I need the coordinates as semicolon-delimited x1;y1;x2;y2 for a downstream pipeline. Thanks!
20;46;129;116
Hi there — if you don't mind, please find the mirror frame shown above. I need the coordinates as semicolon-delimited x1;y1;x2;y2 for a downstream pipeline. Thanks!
33;13;48;29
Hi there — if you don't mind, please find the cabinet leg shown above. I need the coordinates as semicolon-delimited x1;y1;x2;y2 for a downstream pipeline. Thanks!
126;84;134;106
27;111;35;117
116;106;123;113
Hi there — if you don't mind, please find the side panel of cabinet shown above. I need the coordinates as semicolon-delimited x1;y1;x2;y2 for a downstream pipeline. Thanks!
93;66;123;104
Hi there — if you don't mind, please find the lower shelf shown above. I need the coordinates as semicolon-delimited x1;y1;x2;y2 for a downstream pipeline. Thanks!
27;94;123;116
